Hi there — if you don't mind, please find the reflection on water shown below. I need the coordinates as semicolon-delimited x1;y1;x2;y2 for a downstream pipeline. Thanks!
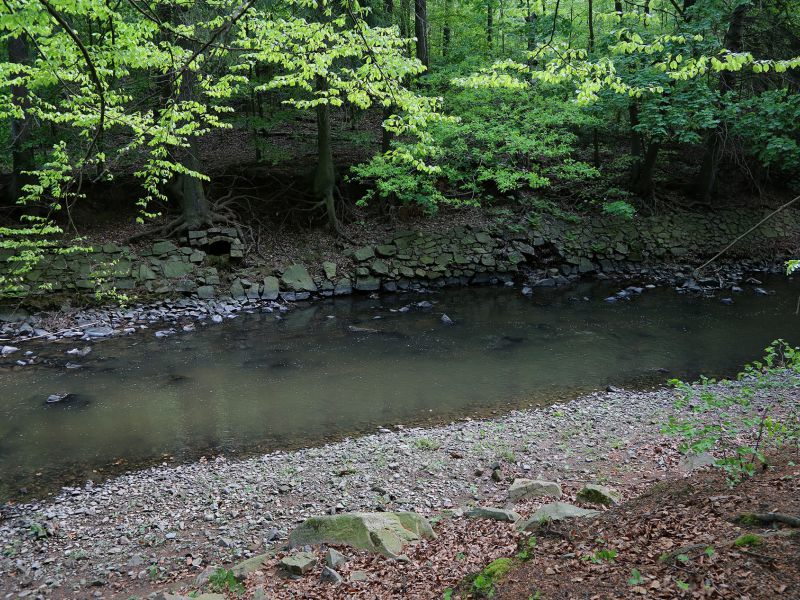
1;280;798;499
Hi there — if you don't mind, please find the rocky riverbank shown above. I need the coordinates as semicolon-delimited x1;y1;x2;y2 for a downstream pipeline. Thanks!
1;206;798;348
1;378;793;599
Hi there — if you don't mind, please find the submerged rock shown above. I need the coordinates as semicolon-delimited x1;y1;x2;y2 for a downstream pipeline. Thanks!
288;512;435;559
440;313;454;325
46;392;75;404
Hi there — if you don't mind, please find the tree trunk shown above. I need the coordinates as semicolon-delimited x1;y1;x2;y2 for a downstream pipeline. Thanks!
695;3;748;200
175;68;212;229
8;36;35;205
442;0;452;57
314;76;338;232
631;141;660;197
174;138;212;230
487;1;493;51
414;0;429;67
525;0;537;51
400;0;411;56
587;0;595;52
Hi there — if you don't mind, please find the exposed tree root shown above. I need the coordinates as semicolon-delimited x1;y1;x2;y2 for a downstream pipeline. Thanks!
737;513;800;528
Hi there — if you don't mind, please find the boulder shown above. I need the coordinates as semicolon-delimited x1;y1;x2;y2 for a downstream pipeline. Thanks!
281;265;317;293
288;512;435;559
280;551;317;575
508;479;562;502
516;502;600;530
465;507;521;523
576;484;621;506
231;552;271;580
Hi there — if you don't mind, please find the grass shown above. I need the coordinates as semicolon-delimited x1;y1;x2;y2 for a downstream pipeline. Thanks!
413;437;441;451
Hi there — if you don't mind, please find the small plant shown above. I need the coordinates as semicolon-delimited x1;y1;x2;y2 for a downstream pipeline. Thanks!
471;557;514;597
676;580;690;591
516;536;537;561
584;548;618;564
734;533;763;548
28;522;48;540
413;437;441;451
147;565;159;581
208;568;244;594
443;589;453;600
664;340;800;485
627;568;644;585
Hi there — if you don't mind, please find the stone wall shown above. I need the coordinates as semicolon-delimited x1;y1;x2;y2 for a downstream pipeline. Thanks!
1;209;797;303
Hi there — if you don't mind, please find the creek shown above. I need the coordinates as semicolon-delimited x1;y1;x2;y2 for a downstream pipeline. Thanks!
1;279;798;500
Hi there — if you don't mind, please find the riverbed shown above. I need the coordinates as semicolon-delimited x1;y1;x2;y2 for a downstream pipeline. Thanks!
1;279;798;500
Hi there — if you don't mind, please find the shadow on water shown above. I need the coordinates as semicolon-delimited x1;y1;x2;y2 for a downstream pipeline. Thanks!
1;278;799;500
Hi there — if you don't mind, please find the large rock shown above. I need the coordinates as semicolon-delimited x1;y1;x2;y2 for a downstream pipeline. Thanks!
281;265;317;293
508;479;562;502
288;512;435;559
576;484;621;506
516;502;600;530
231;552;271;580
261;276;280;300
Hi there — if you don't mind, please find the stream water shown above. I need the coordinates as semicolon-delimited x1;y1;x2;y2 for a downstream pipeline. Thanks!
1;279;799;500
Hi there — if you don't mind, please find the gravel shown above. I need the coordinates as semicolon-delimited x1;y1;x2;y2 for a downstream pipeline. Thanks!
0;383;690;599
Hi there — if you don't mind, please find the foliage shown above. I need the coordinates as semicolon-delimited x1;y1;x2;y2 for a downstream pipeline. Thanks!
207;568;244;594
664;340;800;484
471;557;514;597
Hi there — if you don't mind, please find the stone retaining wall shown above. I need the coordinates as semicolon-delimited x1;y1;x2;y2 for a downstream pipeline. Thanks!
1;209;797;303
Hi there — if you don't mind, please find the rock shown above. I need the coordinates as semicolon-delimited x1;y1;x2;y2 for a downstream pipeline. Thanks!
350;571;369;582
320;566;343;584
678;452;716;473
280;551;317;575
231;552;270;580
516;502;600;530
84;326;114;338
288;512;435;559
322;261;337;280
152;240;178;255
354;277;380;292
196;285;215;300
155;594;224;600
46;392;74;404
282;265;317;293
576;484;621;506
66;346;92;358
261;276;280;300
465;507;521;522
440;314;454;325
1;345;19;356
211;314;224;324
508;479;562;502
334;278;352;296
370;260;389;276
325;548;347;569
354;246;375;262
720;297;734;305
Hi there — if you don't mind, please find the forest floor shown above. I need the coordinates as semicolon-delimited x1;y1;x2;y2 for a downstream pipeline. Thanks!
0;379;797;599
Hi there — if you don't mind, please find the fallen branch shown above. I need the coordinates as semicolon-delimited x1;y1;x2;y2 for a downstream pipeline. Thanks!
693;194;800;276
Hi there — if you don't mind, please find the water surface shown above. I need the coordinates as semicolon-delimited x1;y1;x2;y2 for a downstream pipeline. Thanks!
1;280;798;499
